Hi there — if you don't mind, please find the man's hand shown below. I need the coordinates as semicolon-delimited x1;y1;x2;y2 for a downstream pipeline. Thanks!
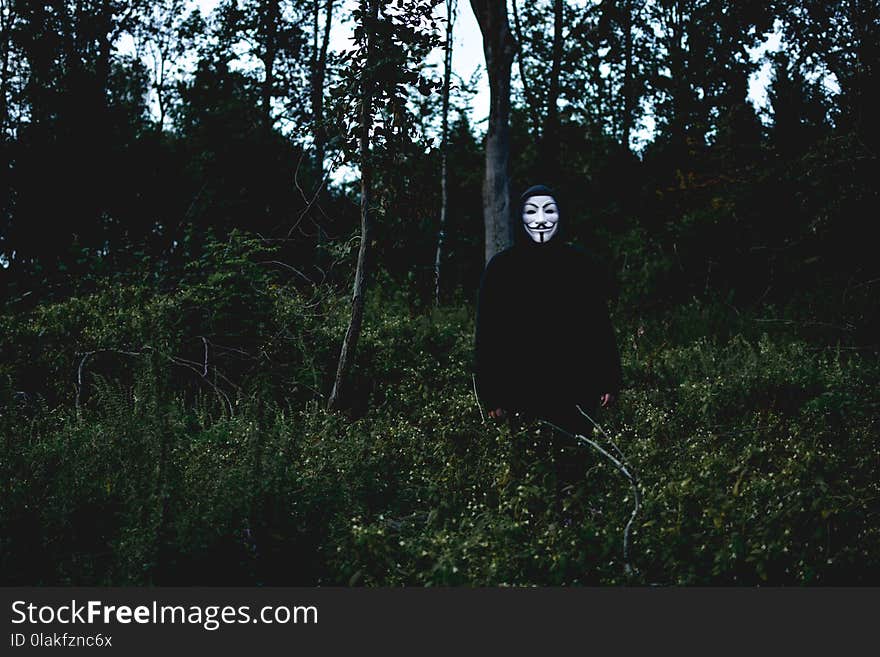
488;408;507;420
600;393;616;408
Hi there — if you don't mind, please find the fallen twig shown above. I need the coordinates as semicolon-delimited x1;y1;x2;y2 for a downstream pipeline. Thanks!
471;373;485;424
75;344;237;417
539;406;642;579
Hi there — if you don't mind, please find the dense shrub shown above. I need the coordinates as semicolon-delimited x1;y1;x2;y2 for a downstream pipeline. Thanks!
2;246;877;584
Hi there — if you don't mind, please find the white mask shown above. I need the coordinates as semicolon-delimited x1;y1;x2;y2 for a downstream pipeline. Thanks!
522;194;560;244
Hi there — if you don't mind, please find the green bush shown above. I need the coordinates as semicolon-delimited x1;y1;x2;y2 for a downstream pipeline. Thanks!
2;235;878;585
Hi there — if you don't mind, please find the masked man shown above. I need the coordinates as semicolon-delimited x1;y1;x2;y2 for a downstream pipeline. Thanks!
474;184;622;436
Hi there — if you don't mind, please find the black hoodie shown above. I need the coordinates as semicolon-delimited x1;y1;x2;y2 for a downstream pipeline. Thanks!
474;186;622;418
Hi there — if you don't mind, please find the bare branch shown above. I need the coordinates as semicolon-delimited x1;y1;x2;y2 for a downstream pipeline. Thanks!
75;344;237;418
76;348;147;415
200;336;209;376
258;259;314;284
471;373;486;423
538;407;641;579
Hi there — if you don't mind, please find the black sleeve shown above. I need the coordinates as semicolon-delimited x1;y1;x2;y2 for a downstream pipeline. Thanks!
474;256;505;410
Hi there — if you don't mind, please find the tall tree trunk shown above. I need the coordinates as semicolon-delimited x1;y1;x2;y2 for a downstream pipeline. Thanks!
327;0;378;411
621;0;634;151
510;0;540;137
155;52;167;134
470;0;517;265
673;6;686;149
312;0;335;178
311;0;334;268
662;0;687;156
96;0;112;99
539;0;563;181
260;0;280;136
434;0;455;306
0;0;17;135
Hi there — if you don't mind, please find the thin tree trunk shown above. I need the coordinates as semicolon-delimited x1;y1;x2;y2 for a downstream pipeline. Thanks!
96;0;112;99
510;0;541;137
667;0;689;154
327;0;378;411
26;2;50;129
312;0;335;177
539;0;563;180
434;0;456;306
0;0;14;135
312;0;334;266
261;0;280;135
155;50;167;134
622;0;634;151
470;0;517;265
312;0;318;76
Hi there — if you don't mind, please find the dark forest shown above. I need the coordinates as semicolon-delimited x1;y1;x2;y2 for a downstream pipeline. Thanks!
1;0;878;585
